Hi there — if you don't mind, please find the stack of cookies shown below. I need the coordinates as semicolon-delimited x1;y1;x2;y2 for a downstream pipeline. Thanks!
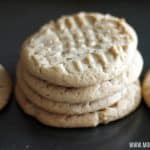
15;12;143;128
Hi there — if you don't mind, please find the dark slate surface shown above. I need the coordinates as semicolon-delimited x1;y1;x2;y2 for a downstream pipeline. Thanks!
0;1;150;150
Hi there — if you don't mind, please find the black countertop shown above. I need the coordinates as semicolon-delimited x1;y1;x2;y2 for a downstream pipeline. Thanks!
0;1;150;150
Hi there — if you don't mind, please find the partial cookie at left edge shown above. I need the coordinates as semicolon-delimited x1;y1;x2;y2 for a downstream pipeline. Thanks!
0;65;12;110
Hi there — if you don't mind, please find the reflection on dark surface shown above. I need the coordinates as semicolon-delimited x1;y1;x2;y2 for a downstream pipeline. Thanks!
16;103;143;149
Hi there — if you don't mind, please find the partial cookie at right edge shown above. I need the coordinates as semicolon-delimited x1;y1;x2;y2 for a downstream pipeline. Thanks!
142;70;150;107
15;81;141;128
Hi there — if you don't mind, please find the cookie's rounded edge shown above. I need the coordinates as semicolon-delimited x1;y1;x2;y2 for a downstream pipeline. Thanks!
18;50;143;103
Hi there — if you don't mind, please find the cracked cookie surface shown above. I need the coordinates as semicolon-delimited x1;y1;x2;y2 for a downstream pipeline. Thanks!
21;12;138;87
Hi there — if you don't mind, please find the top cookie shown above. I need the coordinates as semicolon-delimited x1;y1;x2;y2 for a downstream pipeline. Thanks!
21;12;137;87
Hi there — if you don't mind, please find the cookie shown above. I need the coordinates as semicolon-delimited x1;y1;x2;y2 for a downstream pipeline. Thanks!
17;77;128;115
21;12;137;87
0;65;12;110
142;70;150;107
15;81;141;128
18;50;143;103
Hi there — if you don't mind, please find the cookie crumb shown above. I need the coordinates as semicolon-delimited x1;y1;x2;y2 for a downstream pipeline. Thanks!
24;144;31;150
